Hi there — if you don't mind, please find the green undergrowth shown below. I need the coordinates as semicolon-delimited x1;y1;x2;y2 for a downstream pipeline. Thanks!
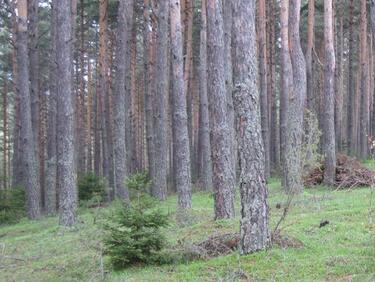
0;179;374;281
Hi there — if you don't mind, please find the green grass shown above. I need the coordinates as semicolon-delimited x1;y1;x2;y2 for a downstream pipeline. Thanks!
1;179;374;281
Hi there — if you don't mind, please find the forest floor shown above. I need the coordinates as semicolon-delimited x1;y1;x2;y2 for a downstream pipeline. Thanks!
1;179;375;281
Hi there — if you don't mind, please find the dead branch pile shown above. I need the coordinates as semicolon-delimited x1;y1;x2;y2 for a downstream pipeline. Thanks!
304;154;375;188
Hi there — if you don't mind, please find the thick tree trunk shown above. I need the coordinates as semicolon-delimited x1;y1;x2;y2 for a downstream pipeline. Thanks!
258;0;270;178
17;0;41;219
45;0;57;214
198;0;213;191
170;0;192;209
323;0;336;185
56;0;77;226
152;0;169;200
113;0;133;201
206;0;235;219
232;0;271;254
347;0;355;154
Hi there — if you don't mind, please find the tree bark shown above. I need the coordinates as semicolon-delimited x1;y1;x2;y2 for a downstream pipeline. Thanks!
17;0;41;219
232;0;271;254
323;0;336;185
198;0;213;191
306;0;315;110
170;0;192;209
113;0;133;201
56;0;77;226
152;0;169;200
347;0;355;154
206;0;235;219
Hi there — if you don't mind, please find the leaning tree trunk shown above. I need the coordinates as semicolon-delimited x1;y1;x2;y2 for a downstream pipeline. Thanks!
16;0;41;219
285;0;306;194
232;0;271;254
206;0;235;219
198;0;213;191
56;0;77;226
323;0;336;185
152;0;169;200
170;0;192;209
112;0;133;201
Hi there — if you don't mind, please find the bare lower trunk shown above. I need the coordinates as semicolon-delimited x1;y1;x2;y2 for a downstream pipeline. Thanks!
170;0;192;209
56;0;77;226
233;0;271;254
206;0;234;219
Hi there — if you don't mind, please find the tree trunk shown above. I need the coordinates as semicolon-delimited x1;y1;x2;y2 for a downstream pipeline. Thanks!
206;0;235;219
232;0;271;254
3;76;8;189
360;0;369;158
347;0;355;154
285;0;306;194
323;0;336;185
113;0;133;201
170;0;192;209
198;0;213;190
306;0;315;110
17;0;41;219
152;0;169;200
45;0;58;214
258;0;270;178
56;0;77;226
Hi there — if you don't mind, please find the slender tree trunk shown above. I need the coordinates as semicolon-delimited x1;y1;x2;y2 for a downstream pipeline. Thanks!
113;0;133;201
17;0;41;219
87;59;93;172
258;0;270;178
323;0;336;185
306;0;315;110
335;13;344;151
3;77;8;189
170;0;192;209
233;0;271;254
206;0;235;219
285;0;306;194
347;0;355;154
198;0;213;190
45;0;58;214
360;0;369;158
56;0;77;226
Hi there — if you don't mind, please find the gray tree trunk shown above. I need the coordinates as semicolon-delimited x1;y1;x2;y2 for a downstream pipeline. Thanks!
323;0;336;185
258;0;270;179
285;0;306;194
112;0;134;201
46;0;57;214
170;0;192;209
232;0;271;254
198;0;213;191
152;0;169;200
56;0;77;226
206;0;235;219
347;0;355;155
16;0;41;219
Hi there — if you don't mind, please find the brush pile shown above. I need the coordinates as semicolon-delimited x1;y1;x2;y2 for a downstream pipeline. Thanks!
304;154;375;188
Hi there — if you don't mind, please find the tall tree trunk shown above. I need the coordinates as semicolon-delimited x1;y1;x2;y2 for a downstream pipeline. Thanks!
3;77;8;189
360;0;369;158
198;0;213;190
306;0;315;110
170;0;192;209
17;0;41;219
335;12;344;151
144;0;155;182
113;0;133;201
152;0;169;200
285;0;306;194
347;0;355;154
233;0;271;254
45;0;57;214
206;0;235;219
258;0;270;178
323;0;336;185
86;59;93;172
56;0;77;226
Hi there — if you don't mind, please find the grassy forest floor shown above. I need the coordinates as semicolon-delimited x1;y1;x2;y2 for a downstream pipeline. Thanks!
1;178;375;281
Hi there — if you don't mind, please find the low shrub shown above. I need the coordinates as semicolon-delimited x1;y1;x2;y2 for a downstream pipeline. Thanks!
0;187;26;225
